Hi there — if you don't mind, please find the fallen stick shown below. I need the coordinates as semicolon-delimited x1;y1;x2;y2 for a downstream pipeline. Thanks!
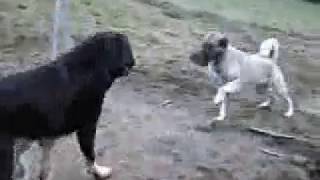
259;148;309;166
247;127;298;140
247;127;318;148
259;147;286;158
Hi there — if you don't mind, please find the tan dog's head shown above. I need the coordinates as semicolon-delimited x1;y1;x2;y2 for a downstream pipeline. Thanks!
190;32;229;66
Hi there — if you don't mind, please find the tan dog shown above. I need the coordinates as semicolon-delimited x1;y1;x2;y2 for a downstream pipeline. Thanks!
190;32;294;122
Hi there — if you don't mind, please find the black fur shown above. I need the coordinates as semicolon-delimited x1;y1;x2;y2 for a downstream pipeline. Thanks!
269;45;275;59
0;134;13;180
0;31;135;178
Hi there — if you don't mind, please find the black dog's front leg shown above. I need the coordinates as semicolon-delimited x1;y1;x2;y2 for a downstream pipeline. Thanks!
77;123;112;179
0;134;14;180
77;123;96;164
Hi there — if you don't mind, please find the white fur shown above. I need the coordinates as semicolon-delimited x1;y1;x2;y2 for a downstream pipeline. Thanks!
214;97;227;121
91;162;112;178
259;38;279;62
209;39;294;121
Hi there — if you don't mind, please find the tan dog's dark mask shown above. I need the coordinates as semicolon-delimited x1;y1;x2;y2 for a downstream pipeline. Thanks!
189;48;208;66
189;32;228;67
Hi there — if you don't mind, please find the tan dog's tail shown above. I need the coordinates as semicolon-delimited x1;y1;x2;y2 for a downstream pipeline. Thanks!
259;38;280;63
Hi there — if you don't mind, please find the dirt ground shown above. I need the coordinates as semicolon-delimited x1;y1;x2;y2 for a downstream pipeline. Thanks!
0;0;319;180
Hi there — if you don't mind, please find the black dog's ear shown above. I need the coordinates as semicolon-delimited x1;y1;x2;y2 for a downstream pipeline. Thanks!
115;33;128;42
218;37;229;49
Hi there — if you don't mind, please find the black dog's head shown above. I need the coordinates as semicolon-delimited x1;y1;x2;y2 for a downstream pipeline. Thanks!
190;32;228;66
98;32;135;78
61;32;135;81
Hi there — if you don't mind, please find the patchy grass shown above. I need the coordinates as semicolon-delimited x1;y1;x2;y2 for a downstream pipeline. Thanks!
168;0;320;32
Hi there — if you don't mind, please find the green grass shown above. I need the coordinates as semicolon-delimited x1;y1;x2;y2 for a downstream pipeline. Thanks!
168;0;320;32
71;0;130;35
70;0;152;37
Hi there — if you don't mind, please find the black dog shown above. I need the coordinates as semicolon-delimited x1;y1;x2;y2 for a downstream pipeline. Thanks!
0;31;135;179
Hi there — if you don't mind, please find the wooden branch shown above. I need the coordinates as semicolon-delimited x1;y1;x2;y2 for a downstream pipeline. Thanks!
259;148;309;166
259;148;286;158
247;127;299;140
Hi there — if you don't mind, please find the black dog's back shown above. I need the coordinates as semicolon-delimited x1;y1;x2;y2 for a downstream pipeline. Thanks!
0;33;120;139
0;62;77;138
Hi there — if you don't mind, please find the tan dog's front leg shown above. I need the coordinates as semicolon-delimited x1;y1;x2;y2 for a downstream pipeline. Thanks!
214;79;241;105
213;97;227;121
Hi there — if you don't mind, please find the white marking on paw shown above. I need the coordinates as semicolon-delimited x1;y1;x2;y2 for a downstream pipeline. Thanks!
284;110;293;118
213;115;225;121
92;162;112;179
257;99;271;108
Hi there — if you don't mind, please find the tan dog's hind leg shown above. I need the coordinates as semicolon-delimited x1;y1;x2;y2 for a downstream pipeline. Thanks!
272;66;294;117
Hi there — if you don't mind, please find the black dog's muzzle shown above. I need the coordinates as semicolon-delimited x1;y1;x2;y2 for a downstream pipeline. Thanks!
122;60;135;76
122;67;130;76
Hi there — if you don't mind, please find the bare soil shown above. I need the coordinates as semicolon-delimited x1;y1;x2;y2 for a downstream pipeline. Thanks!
0;0;319;179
